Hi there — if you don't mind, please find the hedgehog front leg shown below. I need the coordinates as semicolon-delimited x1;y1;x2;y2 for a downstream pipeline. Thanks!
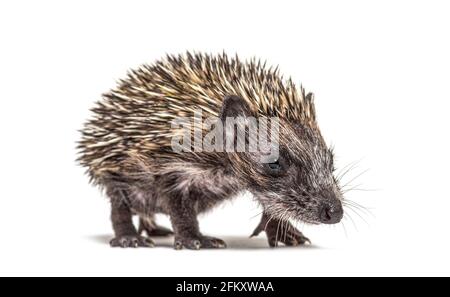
108;190;154;248
167;193;226;250
251;213;311;247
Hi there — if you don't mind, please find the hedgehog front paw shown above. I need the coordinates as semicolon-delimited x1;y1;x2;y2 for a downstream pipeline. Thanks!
251;217;311;247
110;235;155;248
266;227;311;247
174;235;227;250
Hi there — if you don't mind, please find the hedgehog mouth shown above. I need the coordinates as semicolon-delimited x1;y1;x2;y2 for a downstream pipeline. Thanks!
295;215;321;225
292;204;328;225
273;206;322;226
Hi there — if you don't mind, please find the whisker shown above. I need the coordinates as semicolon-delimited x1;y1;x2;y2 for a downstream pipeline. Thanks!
336;158;363;182
336;160;357;180
275;209;288;246
250;210;264;220
343;210;358;231
344;204;370;227
341;220;348;238
340;168;370;190
342;182;364;191
343;187;380;193
343;200;374;217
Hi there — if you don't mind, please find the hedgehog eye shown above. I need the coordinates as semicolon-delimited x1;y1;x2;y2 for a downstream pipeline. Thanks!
264;158;286;176
268;160;281;171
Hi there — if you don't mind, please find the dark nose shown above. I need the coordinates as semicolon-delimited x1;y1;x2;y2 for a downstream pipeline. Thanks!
319;203;343;224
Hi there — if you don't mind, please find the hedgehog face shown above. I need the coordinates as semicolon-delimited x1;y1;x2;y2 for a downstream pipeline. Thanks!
221;95;343;225
241;122;344;225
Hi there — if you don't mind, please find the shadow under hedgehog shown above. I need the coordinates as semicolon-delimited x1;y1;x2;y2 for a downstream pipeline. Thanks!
77;52;344;250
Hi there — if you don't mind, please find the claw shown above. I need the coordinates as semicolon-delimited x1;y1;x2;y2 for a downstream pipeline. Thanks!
192;240;201;250
302;237;312;245
250;221;265;238
174;241;183;250
174;235;226;250
110;235;155;248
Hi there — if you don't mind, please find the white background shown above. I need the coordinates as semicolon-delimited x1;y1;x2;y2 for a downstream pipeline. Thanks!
0;0;449;276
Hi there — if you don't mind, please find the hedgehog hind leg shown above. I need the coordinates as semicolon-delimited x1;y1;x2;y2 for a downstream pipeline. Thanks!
138;215;174;237
106;186;155;248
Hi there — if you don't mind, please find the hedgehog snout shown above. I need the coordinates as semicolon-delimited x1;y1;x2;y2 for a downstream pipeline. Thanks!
318;201;343;224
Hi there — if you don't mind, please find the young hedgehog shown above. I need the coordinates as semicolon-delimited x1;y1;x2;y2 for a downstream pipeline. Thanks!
78;52;344;249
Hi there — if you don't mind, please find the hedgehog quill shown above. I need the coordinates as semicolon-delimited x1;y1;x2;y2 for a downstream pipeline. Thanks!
77;52;344;249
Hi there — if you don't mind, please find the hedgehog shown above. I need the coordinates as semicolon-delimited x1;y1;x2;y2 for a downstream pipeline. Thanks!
78;52;344;249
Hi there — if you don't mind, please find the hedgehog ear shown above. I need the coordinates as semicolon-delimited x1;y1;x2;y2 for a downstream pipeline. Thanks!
219;95;255;122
